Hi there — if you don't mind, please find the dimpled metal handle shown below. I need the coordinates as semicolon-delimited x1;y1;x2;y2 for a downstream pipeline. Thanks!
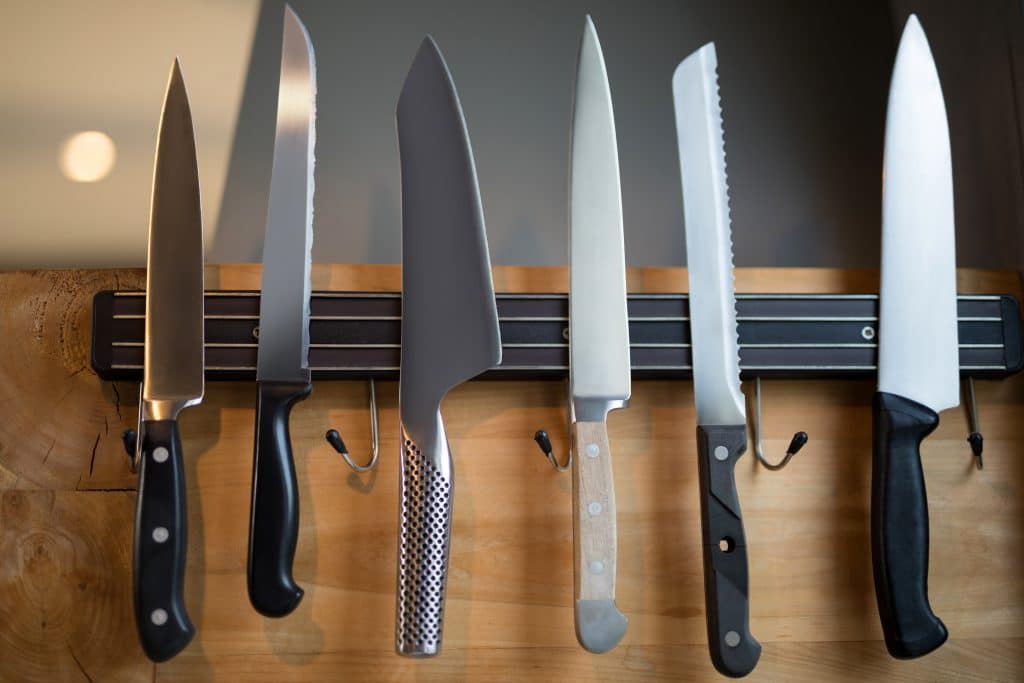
395;428;453;656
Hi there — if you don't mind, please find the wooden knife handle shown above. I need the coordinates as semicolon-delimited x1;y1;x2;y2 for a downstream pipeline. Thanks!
248;380;311;617
572;420;627;653
871;391;948;658
133;419;194;662
696;423;760;677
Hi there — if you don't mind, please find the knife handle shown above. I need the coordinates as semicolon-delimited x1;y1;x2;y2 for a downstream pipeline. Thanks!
133;419;194;662
396;420;454;657
248;380;311;617
696;424;760;678
572;420;628;653
871;391;948;658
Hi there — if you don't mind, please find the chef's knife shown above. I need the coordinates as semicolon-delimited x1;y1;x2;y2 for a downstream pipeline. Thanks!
395;36;501;657
248;4;316;618
133;57;204;663
872;14;955;659
673;43;761;677
568;15;631;655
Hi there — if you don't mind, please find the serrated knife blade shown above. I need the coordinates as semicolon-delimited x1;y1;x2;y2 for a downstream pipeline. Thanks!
673;42;761;677
247;4;316;619
133;57;203;663
871;14;955;660
395;36;501;657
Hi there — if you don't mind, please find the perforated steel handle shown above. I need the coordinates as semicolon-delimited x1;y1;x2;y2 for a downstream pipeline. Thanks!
395;423;453;657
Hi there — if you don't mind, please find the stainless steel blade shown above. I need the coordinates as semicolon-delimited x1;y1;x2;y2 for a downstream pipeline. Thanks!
143;58;204;420
878;15;958;412
398;36;501;450
569;16;630;423
257;4;316;383
672;42;745;426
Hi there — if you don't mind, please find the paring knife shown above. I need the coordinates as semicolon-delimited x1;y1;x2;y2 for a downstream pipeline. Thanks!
673;43;761;677
248;4;316;618
395;36;501;657
568;15;631;654
133;57;204;663
872;14;955;659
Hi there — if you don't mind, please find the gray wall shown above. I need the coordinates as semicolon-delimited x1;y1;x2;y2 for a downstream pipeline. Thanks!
212;0;899;267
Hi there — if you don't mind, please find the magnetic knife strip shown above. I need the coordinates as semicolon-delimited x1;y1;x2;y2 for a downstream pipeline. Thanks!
91;291;1023;381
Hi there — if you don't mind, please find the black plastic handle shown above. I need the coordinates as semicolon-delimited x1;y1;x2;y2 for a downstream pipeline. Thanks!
248;380;311;617
871;391;948;658
133;419;194;662
696;423;761;678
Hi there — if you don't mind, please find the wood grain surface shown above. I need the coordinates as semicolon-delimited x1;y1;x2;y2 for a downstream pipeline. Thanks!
1;265;1022;682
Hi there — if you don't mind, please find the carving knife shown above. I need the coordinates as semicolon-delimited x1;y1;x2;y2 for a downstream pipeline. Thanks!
672;43;761;677
568;15;631;654
872;14;955;659
394;36;501;657
248;4;316;618
133;57;204;662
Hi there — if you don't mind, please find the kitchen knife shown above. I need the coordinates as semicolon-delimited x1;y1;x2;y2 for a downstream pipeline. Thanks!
395;36;501;657
133;57;204;663
872;14;955;659
673;43;761;677
248;4;316;618
568;15;631;655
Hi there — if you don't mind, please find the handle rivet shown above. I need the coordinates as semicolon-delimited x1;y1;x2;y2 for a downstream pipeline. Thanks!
588;560;604;575
150;609;168;626
588;501;602;516
152;527;169;543
714;445;728;461
586;443;600;458
725;630;741;647
861;325;876;340
152;447;169;463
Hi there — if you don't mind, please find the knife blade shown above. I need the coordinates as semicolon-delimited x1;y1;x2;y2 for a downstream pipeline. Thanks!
872;14;955;659
395;36;501;657
133;57;204;663
248;3;316;619
568;15;631;655
673;42;761;677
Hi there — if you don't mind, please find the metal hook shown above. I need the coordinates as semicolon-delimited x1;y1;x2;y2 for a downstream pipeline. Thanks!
326;379;380;472
751;377;808;471
532;379;572;472
965;376;984;470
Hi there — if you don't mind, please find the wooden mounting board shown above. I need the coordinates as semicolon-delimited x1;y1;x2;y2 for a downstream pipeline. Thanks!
1;264;1022;682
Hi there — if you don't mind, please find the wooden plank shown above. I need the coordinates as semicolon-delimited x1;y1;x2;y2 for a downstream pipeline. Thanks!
0;265;1022;682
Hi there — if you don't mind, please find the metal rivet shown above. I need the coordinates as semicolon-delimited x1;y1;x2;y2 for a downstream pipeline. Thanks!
714;445;728;461
152;447;169;463
588;501;602;516
861;325;875;340
562;327;569;341
151;609;168;626
725;630;741;647
586;443;600;458
589;560;604;575
152;527;169;543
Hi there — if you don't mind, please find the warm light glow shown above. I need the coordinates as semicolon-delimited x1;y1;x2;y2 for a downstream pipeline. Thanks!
59;131;117;182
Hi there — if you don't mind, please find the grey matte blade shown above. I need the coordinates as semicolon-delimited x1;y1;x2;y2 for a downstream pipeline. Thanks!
144;58;204;409
672;43;745;426
878;15;959;413
398;37;501;444
257;5;316;383
569;16;630;423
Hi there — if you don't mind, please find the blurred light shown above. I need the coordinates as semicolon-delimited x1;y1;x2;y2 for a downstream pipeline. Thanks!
59;131;117;182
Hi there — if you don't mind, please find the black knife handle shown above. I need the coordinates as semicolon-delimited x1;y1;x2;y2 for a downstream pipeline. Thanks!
248;380;311;617
133;419;194;662
697;424;761;678
871;391;948;658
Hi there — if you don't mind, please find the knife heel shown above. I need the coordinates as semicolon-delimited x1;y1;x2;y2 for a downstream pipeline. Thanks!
248;380;311;617
133;419;195;662
871;391;948;658
696;424;761;678
396;425;454;657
